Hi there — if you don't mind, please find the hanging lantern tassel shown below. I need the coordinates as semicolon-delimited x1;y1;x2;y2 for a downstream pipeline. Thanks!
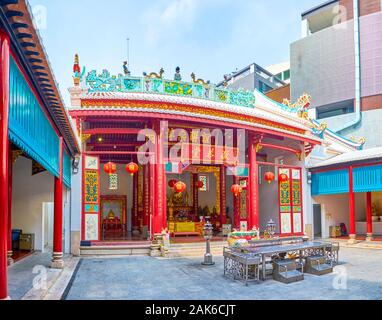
109;173;118;190
231;184;243;197
174;181;186;194
126;162;139;176
264;172;275;184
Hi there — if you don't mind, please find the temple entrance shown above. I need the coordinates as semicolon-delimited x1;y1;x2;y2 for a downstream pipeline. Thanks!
99;163;139;242
166;165;232;242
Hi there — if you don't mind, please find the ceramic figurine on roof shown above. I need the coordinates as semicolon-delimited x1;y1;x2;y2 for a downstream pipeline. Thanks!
283;93;311;119
191;73;209;86
123;61;131;76
223;74;229;88
174;67;182;81
73;54;85;86
143;68;164;79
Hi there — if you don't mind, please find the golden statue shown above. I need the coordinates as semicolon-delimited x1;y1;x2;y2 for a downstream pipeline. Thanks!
107;209;116;220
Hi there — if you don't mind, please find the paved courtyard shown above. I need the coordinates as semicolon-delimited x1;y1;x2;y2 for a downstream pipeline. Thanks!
64;247;382;300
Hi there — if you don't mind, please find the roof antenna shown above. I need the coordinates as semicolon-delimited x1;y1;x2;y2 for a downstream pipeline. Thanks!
123;37;131;76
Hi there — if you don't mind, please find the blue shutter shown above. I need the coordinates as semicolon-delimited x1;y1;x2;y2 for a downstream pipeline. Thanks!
353;165;382;193
311;169;349;196
9;57;60;177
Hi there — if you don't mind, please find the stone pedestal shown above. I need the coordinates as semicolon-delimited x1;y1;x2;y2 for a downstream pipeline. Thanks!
7;251;13;266
348;234;358;244
51;253;64;269
366;233;374;242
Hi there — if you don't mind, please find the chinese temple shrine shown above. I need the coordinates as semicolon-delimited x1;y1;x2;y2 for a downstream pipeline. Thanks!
1;0;375;302
67;57;363;247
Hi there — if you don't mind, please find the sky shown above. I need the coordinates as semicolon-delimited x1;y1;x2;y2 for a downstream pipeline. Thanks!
28;0;324;107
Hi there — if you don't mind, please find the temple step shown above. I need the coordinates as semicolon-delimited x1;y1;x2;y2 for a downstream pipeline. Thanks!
80;244;151;257
167;241;226;258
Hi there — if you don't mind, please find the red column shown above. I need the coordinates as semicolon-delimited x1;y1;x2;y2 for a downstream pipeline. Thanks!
7;150;13;265
366;192;373;241
52;137;64;269
233;176;240;229
0;29;10;300
132;169;138;229
193;174;199;216
220;165;227;227
153;123;166;234
149;162;155;237
143;164;150;227
348;166;356;242
248;134;259;230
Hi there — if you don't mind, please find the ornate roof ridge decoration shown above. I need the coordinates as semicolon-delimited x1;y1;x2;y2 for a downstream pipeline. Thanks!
143;68;164;79
84;68;256;108
282;93;311;119
0;0;80;155
78;93;309;132
191;72;209;86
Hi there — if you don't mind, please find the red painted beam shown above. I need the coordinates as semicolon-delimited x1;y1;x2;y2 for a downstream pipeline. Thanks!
86;151;154;155
86;143;142;148
259;142;301;156
83;128;142;135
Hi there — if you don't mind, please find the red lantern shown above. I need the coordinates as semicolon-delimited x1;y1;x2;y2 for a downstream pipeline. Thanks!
196;181;204;189
173;181;186;194
231;184;243;197
264;172;275;184
279;173;289;183
168;179;177;188
125;162;139;176
104;162;117;175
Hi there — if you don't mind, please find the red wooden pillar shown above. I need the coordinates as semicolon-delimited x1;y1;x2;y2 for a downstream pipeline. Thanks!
348;166;356;243
193;174;199;216
7;150;13;265
143;164;150;227
149;162;155;237
366;192;373;241
220;165;227;227
248;134;259;230
233;176;240;229
52;137;64;269
132;169;138;229
0;28;10;300
153;122;166;234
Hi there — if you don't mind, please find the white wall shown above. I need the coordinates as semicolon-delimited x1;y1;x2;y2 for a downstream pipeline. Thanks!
313;193;367;238
12;157;54;251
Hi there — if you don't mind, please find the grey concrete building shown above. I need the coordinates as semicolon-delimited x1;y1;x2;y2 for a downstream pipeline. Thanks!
216;62;286;93
291;0;382;148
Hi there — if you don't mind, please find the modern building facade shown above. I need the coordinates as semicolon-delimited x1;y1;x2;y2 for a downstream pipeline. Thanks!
291;0;382;148
291;0;382;242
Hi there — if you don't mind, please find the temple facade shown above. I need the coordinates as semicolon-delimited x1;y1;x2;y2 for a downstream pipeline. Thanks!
66;57;363;252
2;0;381;302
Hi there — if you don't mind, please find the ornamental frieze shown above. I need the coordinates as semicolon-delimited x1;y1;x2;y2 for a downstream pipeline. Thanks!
80;100;306;136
